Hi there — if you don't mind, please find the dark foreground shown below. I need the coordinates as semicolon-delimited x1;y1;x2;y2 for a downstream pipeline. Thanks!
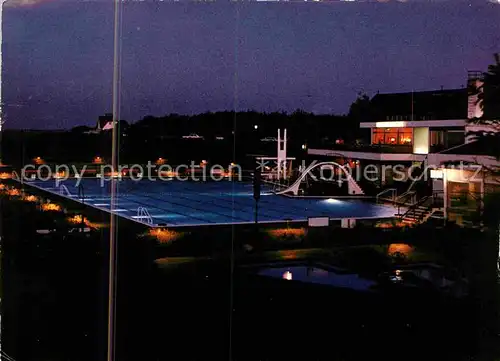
3;231;500;361
2;191;500;361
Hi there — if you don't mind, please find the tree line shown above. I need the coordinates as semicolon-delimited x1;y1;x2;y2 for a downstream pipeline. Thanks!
2;109;368;166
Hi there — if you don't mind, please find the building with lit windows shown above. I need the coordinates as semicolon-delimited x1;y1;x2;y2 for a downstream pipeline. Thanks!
368;87;468;152
307;71;500;225
310;72;487;171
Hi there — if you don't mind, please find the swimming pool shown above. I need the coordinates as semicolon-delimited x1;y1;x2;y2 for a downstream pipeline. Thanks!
24;178;397;227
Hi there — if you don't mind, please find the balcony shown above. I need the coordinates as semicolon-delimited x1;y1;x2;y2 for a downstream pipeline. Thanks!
317;143;413;154
308;142;448;162
313;142;448;154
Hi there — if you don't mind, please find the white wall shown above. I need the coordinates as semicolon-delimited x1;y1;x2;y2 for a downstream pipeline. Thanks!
432;178;444;193
308;148;426;162
465;123;500;143
360;119;466;128
413;127;429;154
427;154;500;168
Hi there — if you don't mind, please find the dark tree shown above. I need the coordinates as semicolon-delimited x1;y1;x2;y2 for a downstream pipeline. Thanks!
467;55;500;274
479;53;500;120
347;92;373;143
468;54;500;137
70;125;93;133
466;54;500;162
348;92;372;123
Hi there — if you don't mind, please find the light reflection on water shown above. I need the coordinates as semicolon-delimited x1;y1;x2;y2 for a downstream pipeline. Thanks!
258;265;377;291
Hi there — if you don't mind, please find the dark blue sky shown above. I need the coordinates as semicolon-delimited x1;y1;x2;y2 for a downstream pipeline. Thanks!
4;0;500;129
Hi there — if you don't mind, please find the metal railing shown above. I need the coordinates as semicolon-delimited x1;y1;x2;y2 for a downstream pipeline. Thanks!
395;191;417;216
399;191;443;223
136;206;153;225
423;208;443;223
468;70;484;80
320;143;414;154
396;190;417;204
59;184;72;197
376;188;397;203
399;195;431;222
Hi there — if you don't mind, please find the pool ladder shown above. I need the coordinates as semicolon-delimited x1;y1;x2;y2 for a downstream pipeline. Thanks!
137;206;153;225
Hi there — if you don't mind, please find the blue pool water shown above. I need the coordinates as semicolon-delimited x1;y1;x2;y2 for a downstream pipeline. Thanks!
25;178;396;227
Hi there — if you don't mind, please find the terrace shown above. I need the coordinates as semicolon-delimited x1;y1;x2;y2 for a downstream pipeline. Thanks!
308;143;428;162
314;143;449;154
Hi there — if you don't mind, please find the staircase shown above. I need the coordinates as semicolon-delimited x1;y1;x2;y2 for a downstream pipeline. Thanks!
399;195;442;226
400;204;432;225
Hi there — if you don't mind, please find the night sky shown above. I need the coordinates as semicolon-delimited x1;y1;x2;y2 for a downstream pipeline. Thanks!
3;0;500;129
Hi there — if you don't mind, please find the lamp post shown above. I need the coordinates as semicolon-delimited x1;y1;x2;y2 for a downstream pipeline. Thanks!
0;0;6;165
108;1;122;361
253;165;261;229
0;4;7;360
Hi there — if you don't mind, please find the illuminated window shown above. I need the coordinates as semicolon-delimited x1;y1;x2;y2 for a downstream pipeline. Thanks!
372;128;413;145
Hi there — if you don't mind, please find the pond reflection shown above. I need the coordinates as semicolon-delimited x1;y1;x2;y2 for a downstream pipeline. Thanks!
259;265;378;292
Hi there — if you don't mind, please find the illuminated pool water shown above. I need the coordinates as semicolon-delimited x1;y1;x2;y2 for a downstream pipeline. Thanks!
25;178;396;227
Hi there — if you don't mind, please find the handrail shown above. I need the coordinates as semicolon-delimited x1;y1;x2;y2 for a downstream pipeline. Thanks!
399;191;442;223
59;184;72;197
396;190;416;204
399;195;431;222
376;188;397;203
404;154;429;195
395;190;417;217
422;208;442;223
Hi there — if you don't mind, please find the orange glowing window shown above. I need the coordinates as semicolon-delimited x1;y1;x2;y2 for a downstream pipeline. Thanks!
372;128;413;145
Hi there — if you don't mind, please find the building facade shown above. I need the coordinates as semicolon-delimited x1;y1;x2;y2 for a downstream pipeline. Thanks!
307;71;500;224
